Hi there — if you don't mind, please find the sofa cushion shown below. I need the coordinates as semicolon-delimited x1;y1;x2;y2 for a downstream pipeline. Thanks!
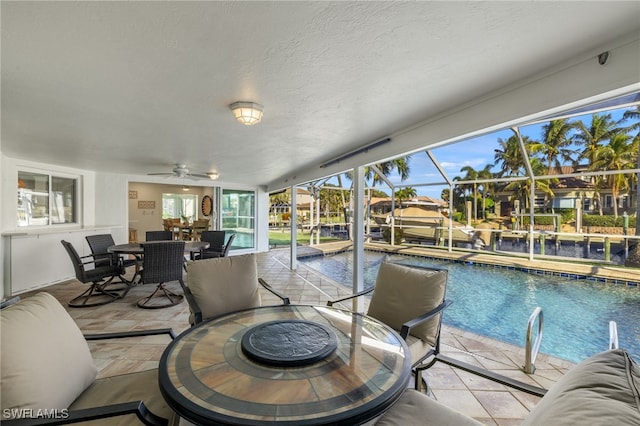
374;389;483;426
367;262;447;346
185;254;261;323
522;349;640;425
1;292;97;413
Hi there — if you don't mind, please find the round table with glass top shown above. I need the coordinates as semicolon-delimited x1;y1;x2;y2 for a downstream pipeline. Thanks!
158;304;411;426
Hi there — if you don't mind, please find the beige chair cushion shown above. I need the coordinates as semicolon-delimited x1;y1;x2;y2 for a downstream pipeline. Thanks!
367;262;447;346
69;369;178;425
186;254;262;323
374;389;483;426
1;292;97;413
522;349;640;425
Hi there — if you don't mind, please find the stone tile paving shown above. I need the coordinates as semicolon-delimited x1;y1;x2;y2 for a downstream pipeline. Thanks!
18;246;585;424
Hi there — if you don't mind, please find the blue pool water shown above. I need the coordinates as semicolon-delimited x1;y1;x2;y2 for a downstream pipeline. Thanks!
299;251;640;364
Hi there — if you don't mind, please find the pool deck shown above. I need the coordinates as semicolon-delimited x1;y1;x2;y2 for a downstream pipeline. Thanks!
299;240;640;285
23;243;635;424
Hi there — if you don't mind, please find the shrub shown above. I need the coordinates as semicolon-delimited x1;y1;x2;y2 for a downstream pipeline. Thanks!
583;214;637;227
383;227;404;244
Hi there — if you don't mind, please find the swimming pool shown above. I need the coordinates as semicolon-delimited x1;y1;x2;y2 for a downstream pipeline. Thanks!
298;251;640;364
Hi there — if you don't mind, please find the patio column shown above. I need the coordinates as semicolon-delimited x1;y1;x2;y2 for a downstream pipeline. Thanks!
352;166;365;312
290;185;297;270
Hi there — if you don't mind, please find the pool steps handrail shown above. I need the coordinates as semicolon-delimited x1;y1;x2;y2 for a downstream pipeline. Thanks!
523;307;544;374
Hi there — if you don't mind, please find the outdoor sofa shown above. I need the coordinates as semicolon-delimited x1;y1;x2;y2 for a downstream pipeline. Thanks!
373;347;640;425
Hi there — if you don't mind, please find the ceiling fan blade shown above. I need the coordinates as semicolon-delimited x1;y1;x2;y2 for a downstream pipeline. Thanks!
147;173;175;177
188;173;211;179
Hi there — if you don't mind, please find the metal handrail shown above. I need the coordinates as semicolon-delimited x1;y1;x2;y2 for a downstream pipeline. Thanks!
609;321;619;349
523;307;543;374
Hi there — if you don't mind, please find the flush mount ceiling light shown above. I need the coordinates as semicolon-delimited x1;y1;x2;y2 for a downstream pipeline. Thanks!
229;101;263;125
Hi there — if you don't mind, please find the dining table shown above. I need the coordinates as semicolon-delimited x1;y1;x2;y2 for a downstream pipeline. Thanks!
108;241;209;284
158;304;411;426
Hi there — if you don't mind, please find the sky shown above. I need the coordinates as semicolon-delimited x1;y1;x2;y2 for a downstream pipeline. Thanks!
321;105;637;200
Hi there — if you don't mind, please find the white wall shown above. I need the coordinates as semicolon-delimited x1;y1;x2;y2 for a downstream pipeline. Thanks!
94;172;129;244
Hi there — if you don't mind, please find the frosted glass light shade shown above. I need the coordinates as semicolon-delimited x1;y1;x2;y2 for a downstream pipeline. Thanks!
229;102;263;125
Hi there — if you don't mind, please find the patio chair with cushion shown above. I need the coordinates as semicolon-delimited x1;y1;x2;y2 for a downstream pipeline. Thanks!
61;240;129;308
327;260;451;391
0;292;178;425
137;241;185;309
184;254;290;326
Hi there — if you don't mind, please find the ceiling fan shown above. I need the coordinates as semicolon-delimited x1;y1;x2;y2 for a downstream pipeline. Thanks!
148;164;219;180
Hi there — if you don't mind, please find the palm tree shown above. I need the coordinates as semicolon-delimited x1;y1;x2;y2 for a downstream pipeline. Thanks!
619;105;640;266
574;113;617;164
532;119;577;171
364;156;412;186
477;164;495;220
395;187;417;206
319;184;348;222
340;155;412;237
591;132;636;218
494;135;534;177
574;113;619;214
503;158;555;211
459;165;479;221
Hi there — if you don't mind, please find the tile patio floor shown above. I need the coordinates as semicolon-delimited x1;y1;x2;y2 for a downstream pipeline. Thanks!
20;247;580;425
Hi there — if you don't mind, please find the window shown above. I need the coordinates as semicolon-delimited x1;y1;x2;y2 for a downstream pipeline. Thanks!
583;198;592;212
604;195;613;208
17;171;77;227
620;195;629;209
533;197;545;208
162;193;197;222
221;189;255;250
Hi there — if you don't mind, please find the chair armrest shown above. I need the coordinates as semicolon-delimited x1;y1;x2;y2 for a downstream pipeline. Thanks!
2;400;168;426
84;328;176;341
183;286;203;325
399;299;452;340
326;287;374;307
258;278;290;305
80;253;122;268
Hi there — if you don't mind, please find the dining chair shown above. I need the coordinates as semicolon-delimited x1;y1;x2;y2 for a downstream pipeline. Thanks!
137;241;185;309
189;219;210;241
183;254;290;326
163;218;182;240
145;230;173;241
327;260;451;391
61;240;129;307
1;292;179;425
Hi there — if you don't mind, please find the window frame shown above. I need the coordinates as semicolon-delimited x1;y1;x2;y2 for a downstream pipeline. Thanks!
17;168;80;228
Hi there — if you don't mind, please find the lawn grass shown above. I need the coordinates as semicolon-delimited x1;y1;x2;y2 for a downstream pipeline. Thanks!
268;229;343;247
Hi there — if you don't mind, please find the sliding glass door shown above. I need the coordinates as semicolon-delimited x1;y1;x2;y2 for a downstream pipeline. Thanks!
221;189;255;250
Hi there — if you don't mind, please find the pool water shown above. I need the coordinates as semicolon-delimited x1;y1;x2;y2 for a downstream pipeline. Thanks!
299;251;640;364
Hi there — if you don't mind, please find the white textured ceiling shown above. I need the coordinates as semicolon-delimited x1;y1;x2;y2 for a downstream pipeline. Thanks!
2;1;639;188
